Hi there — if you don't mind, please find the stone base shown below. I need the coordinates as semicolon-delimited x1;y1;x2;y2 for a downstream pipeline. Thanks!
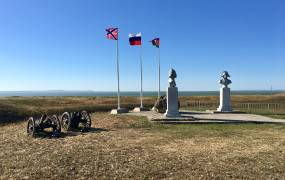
164;86;180;117
164;111;180;117
110;108;129;115
217;87;233;112
206;110;245;114
152;107;166;113
133;107;150;112
125;110;285;124
217;107;233;112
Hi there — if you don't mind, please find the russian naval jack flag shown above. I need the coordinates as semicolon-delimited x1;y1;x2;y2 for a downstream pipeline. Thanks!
105;27;121;110
129;33;142;46
106;28;118;40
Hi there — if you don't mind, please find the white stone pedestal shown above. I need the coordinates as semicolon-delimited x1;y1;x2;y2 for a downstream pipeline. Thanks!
164;87;180;117
111;108;129;115
133;107;149;112
217;87;233;112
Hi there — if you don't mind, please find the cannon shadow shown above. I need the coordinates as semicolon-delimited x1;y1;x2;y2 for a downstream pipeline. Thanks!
61;127;109;137
30;127;109;139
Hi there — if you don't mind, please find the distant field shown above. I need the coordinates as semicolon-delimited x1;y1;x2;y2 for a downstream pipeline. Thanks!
0;93;285;122
0;90;283;97
0;112;285;179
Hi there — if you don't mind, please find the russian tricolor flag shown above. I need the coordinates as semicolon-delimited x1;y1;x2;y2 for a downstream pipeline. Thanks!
129;33;142;46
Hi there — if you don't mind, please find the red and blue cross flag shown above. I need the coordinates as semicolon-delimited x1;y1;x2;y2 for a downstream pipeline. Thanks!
129;33;142;46
151;38;160;48
106;28;118;40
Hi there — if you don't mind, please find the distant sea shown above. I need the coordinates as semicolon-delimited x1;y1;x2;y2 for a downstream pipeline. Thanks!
0;90;283;97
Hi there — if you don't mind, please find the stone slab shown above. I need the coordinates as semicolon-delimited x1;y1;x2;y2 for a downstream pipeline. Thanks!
124;110;285;124
206;110;245;114
127;110;194;121
110;108;129;115
133;107;150;112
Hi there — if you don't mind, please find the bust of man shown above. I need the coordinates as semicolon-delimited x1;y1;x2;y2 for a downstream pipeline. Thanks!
168;68;177;87
219;71;232;87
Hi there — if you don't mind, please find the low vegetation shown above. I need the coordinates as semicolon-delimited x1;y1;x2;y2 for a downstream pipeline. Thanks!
1;93;285;122
0;113;285;179
0;95;285;178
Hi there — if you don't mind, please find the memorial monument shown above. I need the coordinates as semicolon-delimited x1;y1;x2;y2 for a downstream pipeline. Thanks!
153;95;167;113
164;68;180;117
217;71;233;112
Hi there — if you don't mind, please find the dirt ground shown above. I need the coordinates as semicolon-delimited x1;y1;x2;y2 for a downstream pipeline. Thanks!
0;113;285;179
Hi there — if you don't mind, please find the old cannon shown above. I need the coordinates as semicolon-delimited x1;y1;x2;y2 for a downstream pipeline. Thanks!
153;95;180;113
60;110;91;131
27;114;61;137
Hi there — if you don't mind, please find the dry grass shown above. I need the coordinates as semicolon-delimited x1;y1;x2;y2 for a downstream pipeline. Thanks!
0;96;156;122
181;94;285;103
1;95;285;122
1;112;285;179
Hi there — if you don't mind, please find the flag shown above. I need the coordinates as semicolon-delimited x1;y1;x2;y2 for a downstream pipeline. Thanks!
151;38;160;48
106;28;118;40
129;33;142;46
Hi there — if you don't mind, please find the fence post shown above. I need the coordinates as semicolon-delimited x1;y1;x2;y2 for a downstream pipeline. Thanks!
274;104;277;112
198;101;201;110
247;103;250;111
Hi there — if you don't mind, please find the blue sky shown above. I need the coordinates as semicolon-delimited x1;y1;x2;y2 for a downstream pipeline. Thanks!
0;0;284;91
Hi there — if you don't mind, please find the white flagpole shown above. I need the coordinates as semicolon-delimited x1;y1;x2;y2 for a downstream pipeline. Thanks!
158;46;161;98
140;43;143;108
116;37;120;109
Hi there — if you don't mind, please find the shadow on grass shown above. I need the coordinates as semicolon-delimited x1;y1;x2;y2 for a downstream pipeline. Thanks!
30;127;109;139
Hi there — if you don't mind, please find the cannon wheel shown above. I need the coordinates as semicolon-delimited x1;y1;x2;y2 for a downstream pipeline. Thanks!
27;117;36;136
51;115;61;133
81;110;92;129
61;112;71;131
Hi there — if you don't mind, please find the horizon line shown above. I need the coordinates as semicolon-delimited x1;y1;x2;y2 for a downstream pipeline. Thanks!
0;90;284;92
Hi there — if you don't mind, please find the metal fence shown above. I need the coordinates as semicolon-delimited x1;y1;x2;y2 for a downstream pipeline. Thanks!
183;101;285;113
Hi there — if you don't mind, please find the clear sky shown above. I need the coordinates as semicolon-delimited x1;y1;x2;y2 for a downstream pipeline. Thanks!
0;0;284;91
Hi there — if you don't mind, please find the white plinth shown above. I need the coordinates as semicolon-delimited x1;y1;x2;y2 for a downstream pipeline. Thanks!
111;108;129;114
164;87;180;117
217;87;233;112
133;107;150;112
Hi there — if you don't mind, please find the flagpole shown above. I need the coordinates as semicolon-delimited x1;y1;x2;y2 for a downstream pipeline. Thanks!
158;46;161;98
116;37;120;109
140;44;143;108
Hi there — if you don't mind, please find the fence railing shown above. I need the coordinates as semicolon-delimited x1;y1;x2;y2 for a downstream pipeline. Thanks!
183;101;285;113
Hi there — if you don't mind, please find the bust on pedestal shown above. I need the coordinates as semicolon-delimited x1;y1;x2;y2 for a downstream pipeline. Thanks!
164;68;180;117
217;71;233;112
